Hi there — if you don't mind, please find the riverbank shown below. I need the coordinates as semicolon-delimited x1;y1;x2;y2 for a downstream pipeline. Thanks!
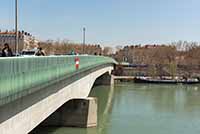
113;75;200;84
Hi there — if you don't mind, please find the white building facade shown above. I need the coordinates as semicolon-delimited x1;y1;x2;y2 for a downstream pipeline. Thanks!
0;31;39;51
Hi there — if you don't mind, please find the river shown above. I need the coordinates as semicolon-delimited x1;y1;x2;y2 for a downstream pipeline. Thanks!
32;83;200;134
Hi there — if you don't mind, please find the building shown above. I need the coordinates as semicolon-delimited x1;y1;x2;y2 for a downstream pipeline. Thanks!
0;30;39;52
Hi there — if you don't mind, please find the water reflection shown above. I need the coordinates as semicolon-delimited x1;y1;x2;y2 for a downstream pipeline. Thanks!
32;83;200;134
90;85;115;134
134;84;200;114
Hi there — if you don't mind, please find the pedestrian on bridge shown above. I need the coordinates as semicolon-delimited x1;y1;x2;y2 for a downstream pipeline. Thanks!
35;47;46;56
2;43;13;57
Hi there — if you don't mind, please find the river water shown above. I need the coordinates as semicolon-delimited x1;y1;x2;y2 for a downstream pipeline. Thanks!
32;83;200;134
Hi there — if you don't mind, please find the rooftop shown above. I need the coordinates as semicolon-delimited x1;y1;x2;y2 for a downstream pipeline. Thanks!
0;30;32;36
0;31;16;35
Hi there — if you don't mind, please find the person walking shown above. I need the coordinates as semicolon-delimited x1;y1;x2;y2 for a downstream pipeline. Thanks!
2;43;13;57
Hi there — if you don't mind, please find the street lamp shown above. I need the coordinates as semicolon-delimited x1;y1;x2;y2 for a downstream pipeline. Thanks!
15;0;19;55
82;27;86;54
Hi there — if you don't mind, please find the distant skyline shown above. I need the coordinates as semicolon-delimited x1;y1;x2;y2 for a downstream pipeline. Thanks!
1;0;200;46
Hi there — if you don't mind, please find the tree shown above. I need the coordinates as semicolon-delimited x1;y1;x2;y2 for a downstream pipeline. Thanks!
103;47;113;56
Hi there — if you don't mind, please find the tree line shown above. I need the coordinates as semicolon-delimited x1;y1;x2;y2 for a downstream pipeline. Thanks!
114;41;200;77
38;40;113;56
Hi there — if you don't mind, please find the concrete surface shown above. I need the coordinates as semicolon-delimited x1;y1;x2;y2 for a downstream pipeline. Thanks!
0;66;113;134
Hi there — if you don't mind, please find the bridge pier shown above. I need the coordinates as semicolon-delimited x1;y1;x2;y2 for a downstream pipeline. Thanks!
94;72;114;85
41;97;97;128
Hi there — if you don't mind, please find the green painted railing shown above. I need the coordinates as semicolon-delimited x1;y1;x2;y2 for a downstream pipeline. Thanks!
0;55;116;106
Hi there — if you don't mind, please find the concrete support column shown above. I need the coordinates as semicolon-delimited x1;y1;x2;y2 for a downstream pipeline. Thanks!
94;72;114;86
42;97;97;128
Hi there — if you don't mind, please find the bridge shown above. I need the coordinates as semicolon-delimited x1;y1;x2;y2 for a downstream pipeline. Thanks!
0;55;116;134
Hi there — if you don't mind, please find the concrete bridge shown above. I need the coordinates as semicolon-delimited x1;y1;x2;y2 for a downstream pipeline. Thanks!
0;56;116;134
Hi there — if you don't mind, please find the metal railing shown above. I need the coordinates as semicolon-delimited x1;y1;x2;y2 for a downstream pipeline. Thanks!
0;55;116;106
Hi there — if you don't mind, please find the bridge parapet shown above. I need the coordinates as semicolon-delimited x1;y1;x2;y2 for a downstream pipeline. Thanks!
0;56;116;106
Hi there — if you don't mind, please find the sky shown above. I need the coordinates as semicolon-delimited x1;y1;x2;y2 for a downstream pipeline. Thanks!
1;0;200;46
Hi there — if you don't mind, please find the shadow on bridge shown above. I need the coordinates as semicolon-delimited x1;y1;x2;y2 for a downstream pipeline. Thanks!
30;79;115;134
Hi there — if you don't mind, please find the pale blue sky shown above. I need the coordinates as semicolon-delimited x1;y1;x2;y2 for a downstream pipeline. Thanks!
0;0;200;46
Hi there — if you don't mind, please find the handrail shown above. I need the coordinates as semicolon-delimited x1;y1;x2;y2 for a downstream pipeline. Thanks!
0;55;116;106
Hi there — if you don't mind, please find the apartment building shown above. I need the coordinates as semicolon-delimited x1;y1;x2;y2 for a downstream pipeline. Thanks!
0;30;39;51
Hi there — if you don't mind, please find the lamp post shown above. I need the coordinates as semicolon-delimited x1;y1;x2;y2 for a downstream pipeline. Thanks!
15;0;19;55
82;27;86;54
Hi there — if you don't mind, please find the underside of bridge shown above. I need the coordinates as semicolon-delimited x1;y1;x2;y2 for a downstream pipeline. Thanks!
0;63;114;134
31;71;114;130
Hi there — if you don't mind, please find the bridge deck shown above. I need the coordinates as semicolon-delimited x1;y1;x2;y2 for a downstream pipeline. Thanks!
0;56;116;106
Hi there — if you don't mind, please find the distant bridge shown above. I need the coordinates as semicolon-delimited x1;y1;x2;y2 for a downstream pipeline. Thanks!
0;56;116;134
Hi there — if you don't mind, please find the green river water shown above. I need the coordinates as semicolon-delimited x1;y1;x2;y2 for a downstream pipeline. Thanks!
32;83;200;134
